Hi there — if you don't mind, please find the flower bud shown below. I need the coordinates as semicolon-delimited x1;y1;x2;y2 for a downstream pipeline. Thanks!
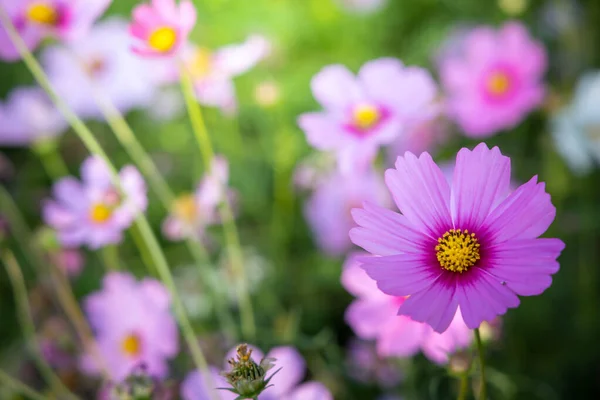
220;344;280;399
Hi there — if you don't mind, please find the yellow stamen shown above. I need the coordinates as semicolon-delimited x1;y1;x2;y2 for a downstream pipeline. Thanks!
435;229;481;273
121;334;142;357
173;194;197;222
353;104;380;130
26;2;58;25
89;204;112;224
486;72;511;96
189;47;212;79
148;26;178;52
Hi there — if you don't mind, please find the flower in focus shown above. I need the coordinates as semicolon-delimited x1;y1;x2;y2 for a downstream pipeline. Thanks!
305;168;390;256
351;143;564;332
129;0;196;57
298;58;438;173
0;87;66;146
41;18;157;120
162;156;230;241
0;0;111;61
439;21;547;137
342;253;472;363
345;339;402;388
551;71;600;175
43;156;147;249
82;272;179;382
336;0;388;14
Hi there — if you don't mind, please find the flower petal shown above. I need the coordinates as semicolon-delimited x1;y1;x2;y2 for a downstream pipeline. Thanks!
266;347;305;396
286;382;333;400
399;277;458;333
345;298;396;338
310;65;362;110
376;316;426;358
297;112;347;150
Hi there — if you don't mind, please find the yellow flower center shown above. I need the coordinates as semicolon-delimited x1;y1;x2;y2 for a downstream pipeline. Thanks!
89;204;112;224
189;47;213;79
26;2;58;25
435;229;481;273
121;333;142;357
148;26;178;52
173;194;197;222
486;72;511;96
352;104;380;130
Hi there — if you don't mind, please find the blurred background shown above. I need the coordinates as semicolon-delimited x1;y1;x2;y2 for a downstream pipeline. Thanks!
1;0;600;399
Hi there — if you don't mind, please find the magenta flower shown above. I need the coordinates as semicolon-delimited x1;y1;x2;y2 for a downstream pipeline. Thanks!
0;86;67;146
305;168;390;256
43;156;147;249
0;0;110;61
439;21;547;137
81;272;178;382
342;253;472;363
298;58;438;173
129;0;196;57
350;143;564;333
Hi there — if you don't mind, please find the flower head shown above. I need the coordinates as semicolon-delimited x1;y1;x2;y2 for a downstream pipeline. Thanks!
440;21;547;137
43;156;147;250
350;143;564;333
129;0;196;57
298;58;438;173
342;253;472;363
82;272;179;382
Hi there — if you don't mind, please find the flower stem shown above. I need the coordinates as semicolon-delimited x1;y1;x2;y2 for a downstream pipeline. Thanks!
2;249;80;400
101;245;120;271
474;327;487;400
0;369;47;400
457;374;469;400
179;65;256;340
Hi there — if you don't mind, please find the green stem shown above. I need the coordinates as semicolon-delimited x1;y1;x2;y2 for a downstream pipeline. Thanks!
0;11;217;397
179;65;256;340
457;374;469;400
101;245;120;271
2;249;80;400
474;327;487;400
0;369;47;400
32;139;70;179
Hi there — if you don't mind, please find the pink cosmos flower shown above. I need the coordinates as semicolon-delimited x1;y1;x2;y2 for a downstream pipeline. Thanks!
440;21;547;137
82;272;179;382
0;0;111;61
162;156;230;241
50;248;85;278
0;86;67;146
305;168;390;256
182;346;332;400
41;18;157;120
129;0;196;57
298;58;438;173
350;143;565;333
43;156;147;250
342;252;472;363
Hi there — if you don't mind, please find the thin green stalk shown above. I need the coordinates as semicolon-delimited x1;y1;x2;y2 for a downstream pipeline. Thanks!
474;328;487;400
179;66;256;340
101;245;120;271
0;369;47;400
2;249;80;400
0;12;216;396
457;374;469;400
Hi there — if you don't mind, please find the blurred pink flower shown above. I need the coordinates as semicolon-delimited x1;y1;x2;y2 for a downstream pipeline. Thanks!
342;253;472;363
0;0;110;61
41;18;157;120
346;339;402;387
82;272;179;382
298;58;438;174
440;21;547;137
0;87;67;146
162;156;230;241
50;248;85;277
305;168;390;257
350;143;564;333
182;346;332;400
386;118;449;165
43;156;147;250
129;0;196;57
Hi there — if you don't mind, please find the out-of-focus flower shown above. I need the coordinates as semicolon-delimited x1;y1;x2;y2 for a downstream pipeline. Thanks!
50;248;85;277
216;247;270;302
129;0;196;57
0;0;111;61
0;87;66;146
305;168;390;256
181;366;233;400
440;21;547;137
386;118;449;165
254;80;281;108
351;143;565;332
81;272;179;382
336;0;388;14
43;156;147;249
551;71;600;175
41;18;157;120
342;253;472;363
293;154;336;191
346;339;402;387
298;58;438;173
39;317;75;370
162;155;230;241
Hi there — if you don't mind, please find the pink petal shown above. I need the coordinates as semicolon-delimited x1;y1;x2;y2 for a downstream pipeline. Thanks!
399;277;458;333
178;0;197;33
376;316;426;357
52;178;86;211
345;298;396;338
310;64;363;110
297;112;347;150
385;152;452;238
265;347;305;395
451;143;511;231
285;382;333;400
421;309;472;364
340;252;380;297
